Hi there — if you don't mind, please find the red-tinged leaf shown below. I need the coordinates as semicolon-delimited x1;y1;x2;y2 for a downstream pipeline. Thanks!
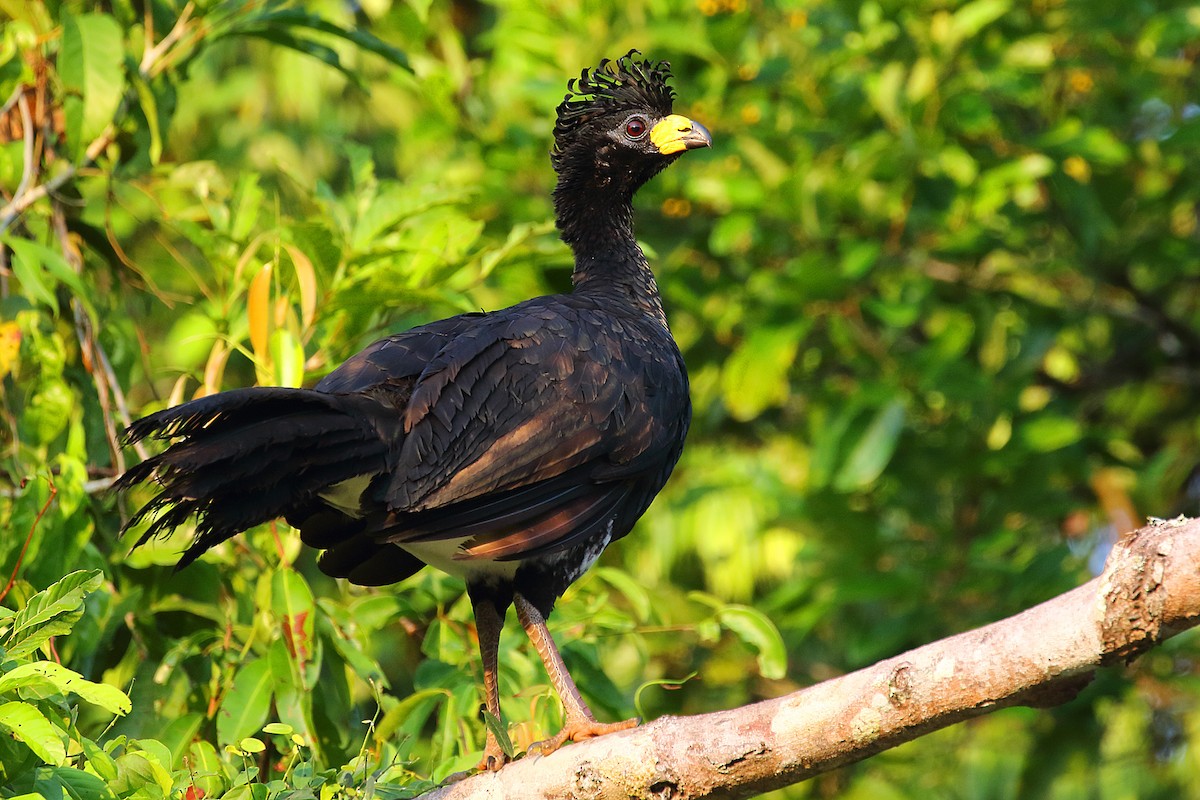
271;570;315;668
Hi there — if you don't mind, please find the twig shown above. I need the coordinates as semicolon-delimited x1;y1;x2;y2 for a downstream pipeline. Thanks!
12;92;36;209
0;124;115;234
139;2;196;78
0;476;58;603
0;477;113;499
50;206;140;470
0;84;24;120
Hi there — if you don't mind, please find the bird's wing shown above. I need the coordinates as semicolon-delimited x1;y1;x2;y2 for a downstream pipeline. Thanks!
314;312;487;400
386;300;684;528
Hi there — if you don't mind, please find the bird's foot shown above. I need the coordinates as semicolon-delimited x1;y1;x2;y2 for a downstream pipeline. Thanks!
443;738;510;783
527;716;639;758
473;735;511;773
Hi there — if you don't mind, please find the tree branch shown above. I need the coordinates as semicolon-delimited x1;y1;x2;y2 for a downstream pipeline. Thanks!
422;517;1200;800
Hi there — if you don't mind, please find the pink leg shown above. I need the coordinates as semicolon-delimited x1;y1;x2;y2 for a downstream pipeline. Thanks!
514;594;638;756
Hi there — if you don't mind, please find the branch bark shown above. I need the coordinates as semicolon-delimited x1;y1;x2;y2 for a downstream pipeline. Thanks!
421;517;1200;800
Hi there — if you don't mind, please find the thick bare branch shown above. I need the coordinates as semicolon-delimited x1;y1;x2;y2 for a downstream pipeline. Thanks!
422;517;1200;800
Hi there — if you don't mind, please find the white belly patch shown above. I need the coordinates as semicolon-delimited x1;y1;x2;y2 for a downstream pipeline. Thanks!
399;538;520;581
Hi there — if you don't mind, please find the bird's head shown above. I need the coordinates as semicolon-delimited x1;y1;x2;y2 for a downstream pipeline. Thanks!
551;51;712;202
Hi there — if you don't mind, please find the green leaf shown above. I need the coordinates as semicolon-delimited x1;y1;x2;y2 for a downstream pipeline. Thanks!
81;736;119;783
0;661;131;715
132;76;163;164
404;0;434;24
951;0;1011;40
2;570;103;659
481;710;514;760
0;700;66;765
4;237;58;310
58;12;125;159
717;607;788;680
593;567;652;623
37;766;117;800
1004;35;1056;69
156;712;204;768
721;322;809;421
375;688;449;749
267;638;318;760
110;749;173;795
1020;415;1083;452
866;62;906;128
839;240;882;279
834;400;907;491
216;658;273;746
2;237;96;318
323;621;388;687
231;173;263;241
239;737;266;754
225;29;363;90
270;327;306;388
242;8;410;70
186;740;227;797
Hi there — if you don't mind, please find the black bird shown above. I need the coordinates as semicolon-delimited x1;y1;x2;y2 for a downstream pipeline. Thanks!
116;51;710;769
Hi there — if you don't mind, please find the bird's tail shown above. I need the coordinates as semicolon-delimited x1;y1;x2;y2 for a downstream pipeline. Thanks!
115;387;392;569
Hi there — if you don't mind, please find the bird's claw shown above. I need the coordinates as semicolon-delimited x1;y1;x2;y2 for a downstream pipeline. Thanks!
475;737;511;773
442;735;511;784
527;716;640;758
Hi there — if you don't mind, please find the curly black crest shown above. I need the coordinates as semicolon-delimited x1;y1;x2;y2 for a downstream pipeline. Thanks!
552;51;675;160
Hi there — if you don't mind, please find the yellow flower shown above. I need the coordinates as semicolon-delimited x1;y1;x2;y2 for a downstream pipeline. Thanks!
1067;69;1093;94
662;198;693;218
1063;155;1091;183
0;321;20;379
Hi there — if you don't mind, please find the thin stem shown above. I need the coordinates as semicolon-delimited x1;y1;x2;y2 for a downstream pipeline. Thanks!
0;476;57;603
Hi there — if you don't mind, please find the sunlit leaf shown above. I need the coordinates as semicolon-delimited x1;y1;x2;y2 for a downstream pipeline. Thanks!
58;12;124;158
951;0;1011;40
248;262;272;365
720;323;809;421
2;570;103;660
834;400;907;491
717;607;787;680
132;75;163;164
1020;415;1083;452
0;661;131;715
0;701;66;765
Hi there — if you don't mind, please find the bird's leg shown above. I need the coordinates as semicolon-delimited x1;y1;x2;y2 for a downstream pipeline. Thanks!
469;591;510;772
514;594;638;757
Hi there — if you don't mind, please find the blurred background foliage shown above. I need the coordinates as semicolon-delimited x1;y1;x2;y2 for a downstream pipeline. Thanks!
1;0;1199;797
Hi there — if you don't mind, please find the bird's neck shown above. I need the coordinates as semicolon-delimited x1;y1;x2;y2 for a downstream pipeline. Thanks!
555;184;667;324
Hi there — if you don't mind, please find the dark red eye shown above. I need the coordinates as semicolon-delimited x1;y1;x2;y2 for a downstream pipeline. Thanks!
625;117;647;139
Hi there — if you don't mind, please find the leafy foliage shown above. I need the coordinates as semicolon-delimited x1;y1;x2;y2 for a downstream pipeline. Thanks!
2;0;1199;797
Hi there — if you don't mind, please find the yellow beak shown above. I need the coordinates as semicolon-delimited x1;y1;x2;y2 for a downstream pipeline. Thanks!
650;115;714;155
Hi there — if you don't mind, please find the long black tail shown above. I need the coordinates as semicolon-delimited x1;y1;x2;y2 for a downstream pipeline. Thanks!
115;387;394;569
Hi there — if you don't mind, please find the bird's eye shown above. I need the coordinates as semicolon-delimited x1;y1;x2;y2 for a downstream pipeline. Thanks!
625;117;648;139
